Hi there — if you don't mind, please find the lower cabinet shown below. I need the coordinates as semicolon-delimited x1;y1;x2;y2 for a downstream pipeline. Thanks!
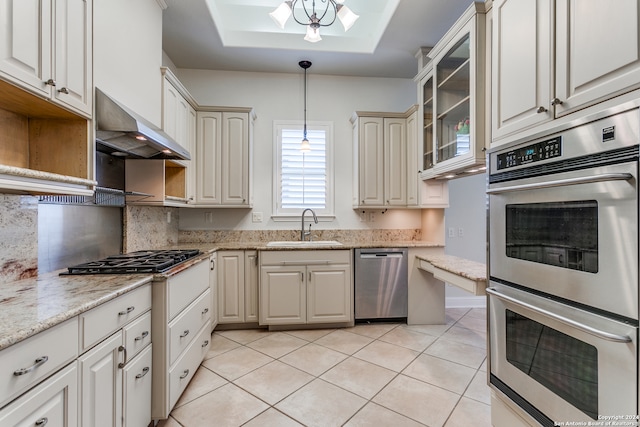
0;362;78;427
217;250;259;324
259;250;353;326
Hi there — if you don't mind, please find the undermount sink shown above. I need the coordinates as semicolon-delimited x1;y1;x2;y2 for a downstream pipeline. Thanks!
266;240;343;247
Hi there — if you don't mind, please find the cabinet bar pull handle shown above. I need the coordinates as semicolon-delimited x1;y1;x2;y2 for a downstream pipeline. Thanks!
300;272;304;282
180;369;189;379
118;345;127;369
14;356;49;376
180;329;190;338
135;367;150;379
210;259;215;271
536;106;548;113
44;79;56;87
551;97;563;106
57;87;69;94
134;331;149;341
202;340;209;348
35;418;48;426
202;307;209;315
118;306;135;316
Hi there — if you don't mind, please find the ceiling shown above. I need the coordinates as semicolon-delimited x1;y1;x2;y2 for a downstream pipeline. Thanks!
161;0;477;79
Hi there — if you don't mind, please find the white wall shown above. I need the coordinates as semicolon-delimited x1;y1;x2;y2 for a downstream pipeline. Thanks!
444;173;487;307
94;0;164;126
176;69;423;231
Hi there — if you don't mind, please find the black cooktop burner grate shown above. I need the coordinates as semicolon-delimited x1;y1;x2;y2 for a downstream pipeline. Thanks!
63;249;201;275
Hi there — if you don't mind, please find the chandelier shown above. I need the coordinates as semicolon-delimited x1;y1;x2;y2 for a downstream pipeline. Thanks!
270;0;359;43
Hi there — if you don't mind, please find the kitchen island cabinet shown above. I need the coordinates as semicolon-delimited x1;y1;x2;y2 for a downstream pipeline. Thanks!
491;0;640;145
259;250;353;327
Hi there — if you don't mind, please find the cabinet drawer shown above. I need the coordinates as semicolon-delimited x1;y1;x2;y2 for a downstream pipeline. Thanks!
168;322;211;410
0;362;78;426
80;284;151;351
0;317;78;408
123;311;152;363
123;344;152;427
168;260;209;320
168;289;211;365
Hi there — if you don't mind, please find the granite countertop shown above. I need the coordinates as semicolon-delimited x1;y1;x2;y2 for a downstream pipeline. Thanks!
416;254;487;282
171;240;443;251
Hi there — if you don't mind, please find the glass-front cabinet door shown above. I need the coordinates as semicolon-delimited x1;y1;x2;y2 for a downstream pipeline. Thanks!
416;3;487;180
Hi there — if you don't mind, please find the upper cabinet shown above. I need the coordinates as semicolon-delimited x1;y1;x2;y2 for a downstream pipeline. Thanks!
0;0;95;196
492;0;640;144
0;0;93;117
195;109;255;208
416;3;488;180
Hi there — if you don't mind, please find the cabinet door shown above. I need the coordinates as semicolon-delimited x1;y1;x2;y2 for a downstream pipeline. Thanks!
420;73;435;173
405;110;418;207
78;331;123;427
555;0;640;116
0;362;78;427
209;254;218;330
53;0;92;116
122;344;152;427
307;265;352;324
358;117;384;206
221;112;249;205
186;105;197;203
163;80;179;141
217;251;245;323
0;0;51;97
384;118;407;206
259;266;306;325
196;111;222;204
244;250;259;323
492;0;553;141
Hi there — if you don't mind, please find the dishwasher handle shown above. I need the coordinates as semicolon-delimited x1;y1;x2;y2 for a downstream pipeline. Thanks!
359;253;404;259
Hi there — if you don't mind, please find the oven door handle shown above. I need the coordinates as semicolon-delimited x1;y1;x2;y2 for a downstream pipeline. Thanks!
486;287;632;343
486;173;633;194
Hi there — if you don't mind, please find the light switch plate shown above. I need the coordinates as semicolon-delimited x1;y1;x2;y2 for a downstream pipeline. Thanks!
252;212;263;223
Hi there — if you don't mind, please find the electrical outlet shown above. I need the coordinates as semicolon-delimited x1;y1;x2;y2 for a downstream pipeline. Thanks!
448;227;455;238
166;212;172;223
359;211;366;222
252;212;263;223
204;212;214;223
369;212;375;222
458;227;464;237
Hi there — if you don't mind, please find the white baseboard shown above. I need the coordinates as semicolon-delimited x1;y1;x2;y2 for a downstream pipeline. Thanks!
445;295;486;308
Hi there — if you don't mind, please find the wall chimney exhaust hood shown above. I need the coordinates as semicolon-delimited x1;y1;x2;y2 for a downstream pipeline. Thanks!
95;88;191;160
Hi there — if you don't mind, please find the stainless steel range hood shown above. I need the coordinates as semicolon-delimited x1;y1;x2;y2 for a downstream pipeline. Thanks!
95;88;190;160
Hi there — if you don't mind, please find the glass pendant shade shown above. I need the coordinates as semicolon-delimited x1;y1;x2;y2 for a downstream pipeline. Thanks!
300;137;311;152
336;5;359;31
269;2;292;29
304;25;322;43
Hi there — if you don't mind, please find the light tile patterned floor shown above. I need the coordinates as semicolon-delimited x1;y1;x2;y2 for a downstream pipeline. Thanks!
158;308;491;427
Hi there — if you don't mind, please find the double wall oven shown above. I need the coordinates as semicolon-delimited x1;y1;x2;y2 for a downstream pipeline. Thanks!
487;108;640;426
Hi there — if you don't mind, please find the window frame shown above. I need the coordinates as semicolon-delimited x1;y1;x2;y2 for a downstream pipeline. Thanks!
272;120;335;221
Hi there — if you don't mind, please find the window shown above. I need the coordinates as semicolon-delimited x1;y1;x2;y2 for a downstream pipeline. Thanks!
273;121;334;218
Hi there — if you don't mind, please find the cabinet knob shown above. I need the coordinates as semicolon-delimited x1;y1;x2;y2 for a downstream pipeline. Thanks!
35;418;48;426
551;98;563;106
57;87;69;94
44;78;56;87
536;106;548;113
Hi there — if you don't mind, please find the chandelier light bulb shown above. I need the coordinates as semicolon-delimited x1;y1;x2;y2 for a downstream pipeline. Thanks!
336;5;359;32
269;1;293;29
304;25;322;43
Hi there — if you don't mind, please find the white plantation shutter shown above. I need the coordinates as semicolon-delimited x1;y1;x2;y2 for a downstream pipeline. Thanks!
281;128;326;209
274;122;334;217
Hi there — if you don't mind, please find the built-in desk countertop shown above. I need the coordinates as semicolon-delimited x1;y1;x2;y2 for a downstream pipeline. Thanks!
416;254;487;296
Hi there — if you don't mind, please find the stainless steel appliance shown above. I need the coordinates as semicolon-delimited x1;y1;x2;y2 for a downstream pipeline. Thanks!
354;248;408;320
62;249;200;274
487;108;640;426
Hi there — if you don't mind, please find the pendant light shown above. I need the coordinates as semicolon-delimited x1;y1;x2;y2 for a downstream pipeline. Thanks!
300;60;312;152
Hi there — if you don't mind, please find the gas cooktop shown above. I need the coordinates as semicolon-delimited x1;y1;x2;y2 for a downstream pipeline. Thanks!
63;249;201;275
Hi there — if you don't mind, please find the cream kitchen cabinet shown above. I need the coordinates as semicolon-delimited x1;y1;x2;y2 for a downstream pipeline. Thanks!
78;283;152;427
209;253;219;331
351;113;407;208
196;109;255;207
217;250;259;324
416;2;488;180
151;258;212;420
0;0;92;117
259;250;353;326
492;0;640;144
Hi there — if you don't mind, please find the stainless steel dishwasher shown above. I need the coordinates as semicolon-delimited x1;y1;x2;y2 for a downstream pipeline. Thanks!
354;248;408;320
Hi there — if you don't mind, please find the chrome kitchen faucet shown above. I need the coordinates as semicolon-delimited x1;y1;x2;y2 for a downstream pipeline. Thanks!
301;208;318;241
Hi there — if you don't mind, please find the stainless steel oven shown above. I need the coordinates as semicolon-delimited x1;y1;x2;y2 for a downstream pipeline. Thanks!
487;108;640;426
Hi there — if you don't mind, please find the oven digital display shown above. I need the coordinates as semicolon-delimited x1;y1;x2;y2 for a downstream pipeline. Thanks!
497;136;562;170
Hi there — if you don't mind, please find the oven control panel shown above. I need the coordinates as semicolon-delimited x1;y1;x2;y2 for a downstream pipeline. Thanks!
497;137;562;170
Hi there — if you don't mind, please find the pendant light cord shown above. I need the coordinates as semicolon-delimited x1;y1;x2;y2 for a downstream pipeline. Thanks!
303;65;307;140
